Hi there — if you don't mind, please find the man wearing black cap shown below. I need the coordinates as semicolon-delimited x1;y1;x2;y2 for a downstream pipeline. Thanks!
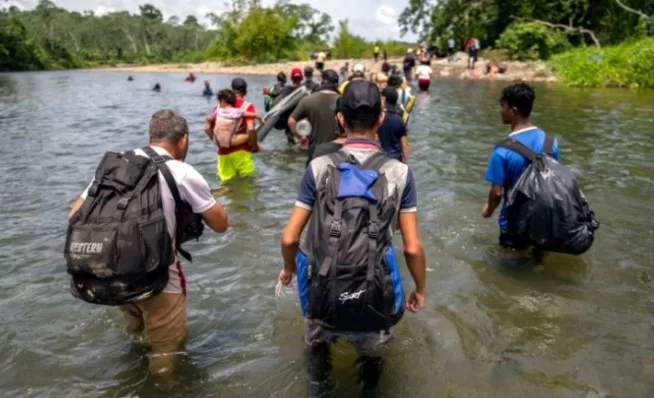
288;69;341;164
206;77;259;182
303;66;320;93
379;87;409;163
279;79;427;397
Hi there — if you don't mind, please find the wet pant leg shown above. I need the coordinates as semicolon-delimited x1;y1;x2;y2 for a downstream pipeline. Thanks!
305;324;335;397
120;293;187;378
347;329;394;395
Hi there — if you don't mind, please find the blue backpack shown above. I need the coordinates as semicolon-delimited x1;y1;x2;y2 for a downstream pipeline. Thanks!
296;151;405;333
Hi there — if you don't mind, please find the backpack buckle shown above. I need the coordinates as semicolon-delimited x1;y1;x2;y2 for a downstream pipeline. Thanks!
330;222;341;238
117;197;129;210
368;223;379;239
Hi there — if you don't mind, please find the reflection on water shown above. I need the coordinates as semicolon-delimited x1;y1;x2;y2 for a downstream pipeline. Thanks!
0;70;653;397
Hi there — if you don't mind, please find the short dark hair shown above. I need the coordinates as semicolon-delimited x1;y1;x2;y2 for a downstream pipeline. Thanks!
217;89;237;106
500;82;535;118
381;62;391;73
388;75;403;88
340;80;382;132
231;78;247;95
149;110;188;142
277;72;287;84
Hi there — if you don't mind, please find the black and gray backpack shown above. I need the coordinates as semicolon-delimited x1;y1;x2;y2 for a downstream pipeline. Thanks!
501;135;599;254
297;151;405;333
64;147;203;306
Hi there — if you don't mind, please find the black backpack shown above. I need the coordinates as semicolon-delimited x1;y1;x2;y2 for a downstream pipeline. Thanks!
64;147;203;306
299;151;404;333
500;136;599;254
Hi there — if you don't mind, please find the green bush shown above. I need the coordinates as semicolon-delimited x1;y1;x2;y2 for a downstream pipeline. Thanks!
549;38;654;88
496;22;571;61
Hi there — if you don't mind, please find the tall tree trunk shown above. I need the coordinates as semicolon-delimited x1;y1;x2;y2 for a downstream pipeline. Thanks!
122;28;139;53
142;32;151;55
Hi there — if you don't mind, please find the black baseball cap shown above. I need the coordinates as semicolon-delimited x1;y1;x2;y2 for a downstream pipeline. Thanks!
231;77;247;93
381;87;398;106
322;69;339;84
388;75;403;88
340;80;382;121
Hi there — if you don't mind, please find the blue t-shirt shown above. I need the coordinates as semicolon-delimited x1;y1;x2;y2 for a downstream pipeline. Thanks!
377;110;407;162
484;127;560;231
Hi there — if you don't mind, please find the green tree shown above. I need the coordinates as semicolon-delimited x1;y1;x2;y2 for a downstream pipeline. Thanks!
333;19;368;58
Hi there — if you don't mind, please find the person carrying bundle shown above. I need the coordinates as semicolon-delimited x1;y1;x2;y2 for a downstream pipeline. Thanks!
204;80;262;183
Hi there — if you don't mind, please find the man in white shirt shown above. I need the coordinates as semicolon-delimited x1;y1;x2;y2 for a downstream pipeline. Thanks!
67;110;229;378
415;62;432;91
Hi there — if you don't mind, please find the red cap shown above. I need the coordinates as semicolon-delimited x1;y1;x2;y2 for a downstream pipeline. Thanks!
291;68;303;80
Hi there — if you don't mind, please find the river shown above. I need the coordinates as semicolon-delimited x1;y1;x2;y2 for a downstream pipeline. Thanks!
0;71;653;398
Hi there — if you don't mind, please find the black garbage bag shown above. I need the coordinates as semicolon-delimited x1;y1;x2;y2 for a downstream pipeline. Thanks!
502;136;599;255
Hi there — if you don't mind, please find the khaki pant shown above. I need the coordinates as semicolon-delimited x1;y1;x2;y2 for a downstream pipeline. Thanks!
120;293;187;377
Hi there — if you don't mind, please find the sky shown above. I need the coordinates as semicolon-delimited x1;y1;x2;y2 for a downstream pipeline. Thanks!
7;0;417;42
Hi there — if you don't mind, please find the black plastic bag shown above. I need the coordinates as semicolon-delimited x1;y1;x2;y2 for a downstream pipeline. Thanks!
502;137;599;255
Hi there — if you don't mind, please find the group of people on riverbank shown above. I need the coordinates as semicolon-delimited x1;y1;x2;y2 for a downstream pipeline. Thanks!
66;65;599;395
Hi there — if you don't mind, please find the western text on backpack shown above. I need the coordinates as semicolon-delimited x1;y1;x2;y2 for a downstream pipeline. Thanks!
64;147;203;306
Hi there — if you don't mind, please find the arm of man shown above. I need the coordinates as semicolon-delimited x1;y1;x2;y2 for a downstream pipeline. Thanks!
399;212;426;312
400;124;409;163
482;149;505;218
204;115;215;141
177;167;228;233
68;197;85;220
280;207;312;279
279;165;316;284
397;168;425;313
245;104;259;153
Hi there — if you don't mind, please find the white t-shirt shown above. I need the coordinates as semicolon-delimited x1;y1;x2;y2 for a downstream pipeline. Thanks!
416;65;432;81
81;145;216;294
317;52;326;62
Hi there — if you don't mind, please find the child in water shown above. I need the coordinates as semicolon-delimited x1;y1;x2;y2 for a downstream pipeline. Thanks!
207;89;265;149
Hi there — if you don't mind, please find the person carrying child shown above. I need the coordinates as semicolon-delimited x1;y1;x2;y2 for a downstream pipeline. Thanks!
204;83;264;183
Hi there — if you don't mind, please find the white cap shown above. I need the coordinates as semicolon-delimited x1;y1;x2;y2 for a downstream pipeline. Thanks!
407;48;414;53
353;63;365;74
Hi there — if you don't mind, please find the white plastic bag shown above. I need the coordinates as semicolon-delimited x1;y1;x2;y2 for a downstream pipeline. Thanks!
297;119;312;137
275;277;300;318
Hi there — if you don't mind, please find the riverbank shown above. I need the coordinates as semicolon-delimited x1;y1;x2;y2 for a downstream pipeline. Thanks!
96;52;558;83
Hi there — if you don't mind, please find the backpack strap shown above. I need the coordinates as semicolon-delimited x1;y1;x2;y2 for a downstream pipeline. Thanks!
361;152;388;282
326;149;355;167
234;100;250;135
318;175;344;278
142;146;192;262
543;134;554;157
366;199;379;282
499;139;538;163
361;151;390;171
115;151;154;212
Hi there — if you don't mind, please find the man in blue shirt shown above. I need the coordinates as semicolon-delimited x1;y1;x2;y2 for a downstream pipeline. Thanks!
378;87;409;162
483;82;560;248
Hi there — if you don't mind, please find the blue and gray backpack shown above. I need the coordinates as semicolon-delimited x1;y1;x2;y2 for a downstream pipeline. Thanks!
296;151;405;333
